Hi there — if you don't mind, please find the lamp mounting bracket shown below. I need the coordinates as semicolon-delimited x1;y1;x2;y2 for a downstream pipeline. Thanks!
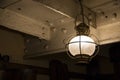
75;23;90;35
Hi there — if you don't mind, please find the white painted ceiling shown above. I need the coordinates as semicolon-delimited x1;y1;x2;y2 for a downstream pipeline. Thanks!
0;0;120;57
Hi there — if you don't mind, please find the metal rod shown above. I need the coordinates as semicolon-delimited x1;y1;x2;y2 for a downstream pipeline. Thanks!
79;0;84;23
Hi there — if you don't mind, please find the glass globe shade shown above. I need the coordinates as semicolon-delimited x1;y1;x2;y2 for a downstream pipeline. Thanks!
68;35;96;56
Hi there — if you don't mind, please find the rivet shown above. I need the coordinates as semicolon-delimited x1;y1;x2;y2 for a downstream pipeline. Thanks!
105;16;108;19
42;33;45;37
113;13;117;18
46;20;53;26
51;27;56;32
42;27;45;30
17;8;22;11
101;12;105;15
49;23;53;26
112;13;117;21
61;28;67;34
44;45;49;49
100;11;105;19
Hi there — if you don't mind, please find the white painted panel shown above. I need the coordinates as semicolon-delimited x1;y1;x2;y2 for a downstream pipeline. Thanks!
98;22;120;44
0;9;50;40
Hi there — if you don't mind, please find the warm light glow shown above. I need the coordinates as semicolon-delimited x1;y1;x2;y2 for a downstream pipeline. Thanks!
68;35;96;56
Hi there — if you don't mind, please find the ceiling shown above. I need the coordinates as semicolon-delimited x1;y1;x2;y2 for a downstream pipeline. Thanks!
0;0;120;58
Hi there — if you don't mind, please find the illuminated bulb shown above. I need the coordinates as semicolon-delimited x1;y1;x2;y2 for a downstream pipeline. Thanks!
68;35;96;56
